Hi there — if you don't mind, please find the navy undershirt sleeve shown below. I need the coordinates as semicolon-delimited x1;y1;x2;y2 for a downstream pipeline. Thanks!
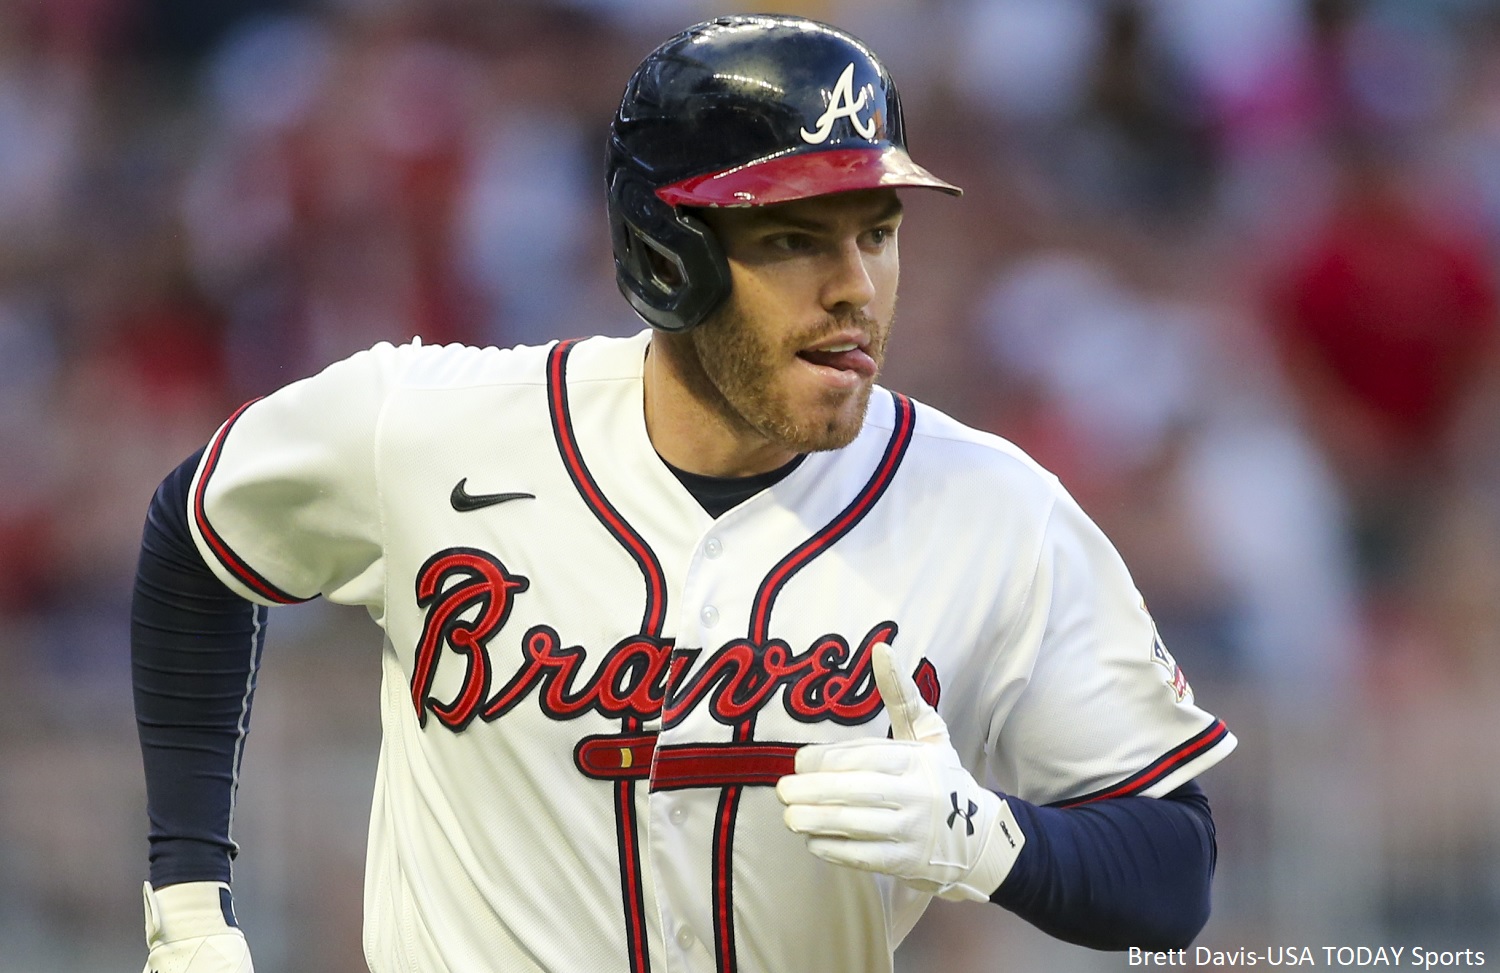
992;780;1217;950
132;449;267;887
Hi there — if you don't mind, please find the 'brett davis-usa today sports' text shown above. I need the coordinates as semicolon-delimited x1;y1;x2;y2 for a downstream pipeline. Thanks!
1129;945;1486;968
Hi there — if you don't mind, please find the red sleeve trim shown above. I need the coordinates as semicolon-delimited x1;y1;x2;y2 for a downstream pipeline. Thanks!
192;400;310;605
1052;718;1231;808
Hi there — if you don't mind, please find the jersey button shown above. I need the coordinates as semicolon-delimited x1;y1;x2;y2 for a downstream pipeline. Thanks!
704;537;723;559
669;806;687;825
700;605;719;627
676;926;695;949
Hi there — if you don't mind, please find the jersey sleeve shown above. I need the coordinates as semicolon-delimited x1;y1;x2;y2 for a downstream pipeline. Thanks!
187;343;406;608
990;488;1236;807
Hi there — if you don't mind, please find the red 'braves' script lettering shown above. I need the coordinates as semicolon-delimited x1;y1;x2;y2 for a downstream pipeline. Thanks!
411;548;530;730
411;549;903;730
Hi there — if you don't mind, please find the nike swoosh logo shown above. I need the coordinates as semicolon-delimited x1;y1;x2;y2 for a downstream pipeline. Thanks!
451;478;535;512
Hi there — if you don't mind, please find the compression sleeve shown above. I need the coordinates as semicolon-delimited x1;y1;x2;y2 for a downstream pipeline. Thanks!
133;449;266;886
992;780;1216;950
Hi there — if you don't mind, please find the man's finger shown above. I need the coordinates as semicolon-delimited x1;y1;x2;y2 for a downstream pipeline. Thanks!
804;835;913;876
872;642;948;745
793;738;917;775
782;803;903;840
776;770;910;810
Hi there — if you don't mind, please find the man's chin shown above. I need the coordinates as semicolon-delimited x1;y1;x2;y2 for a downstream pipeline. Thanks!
798;423;864;454
768;388;873;453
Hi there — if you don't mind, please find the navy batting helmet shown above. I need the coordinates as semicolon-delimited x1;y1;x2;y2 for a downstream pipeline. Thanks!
606;14;962;333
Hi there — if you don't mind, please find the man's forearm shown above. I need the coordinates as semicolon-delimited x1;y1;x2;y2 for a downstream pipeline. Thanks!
992;781;1217;950
132;450;265;886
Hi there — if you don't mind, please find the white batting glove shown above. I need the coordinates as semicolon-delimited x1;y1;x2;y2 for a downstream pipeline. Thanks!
775;642;1025;902
142;881;254;973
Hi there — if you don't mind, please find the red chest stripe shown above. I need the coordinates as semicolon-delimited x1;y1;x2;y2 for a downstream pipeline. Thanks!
573;735;801;789
651;743;800;790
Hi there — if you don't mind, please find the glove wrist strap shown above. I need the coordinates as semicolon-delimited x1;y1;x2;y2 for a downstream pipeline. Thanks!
944;795;1026;902
144;881;240;946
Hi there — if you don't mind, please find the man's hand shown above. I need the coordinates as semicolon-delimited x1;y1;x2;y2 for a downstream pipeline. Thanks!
142;881;254;973
775;642;1025;902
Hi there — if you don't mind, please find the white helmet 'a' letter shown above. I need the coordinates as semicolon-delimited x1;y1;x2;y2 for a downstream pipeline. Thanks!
799;62;878;145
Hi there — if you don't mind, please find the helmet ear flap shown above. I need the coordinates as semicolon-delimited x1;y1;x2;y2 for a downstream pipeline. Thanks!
608;168;731;334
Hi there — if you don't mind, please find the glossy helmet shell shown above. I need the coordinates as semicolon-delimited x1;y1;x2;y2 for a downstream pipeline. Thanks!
606;14;961;333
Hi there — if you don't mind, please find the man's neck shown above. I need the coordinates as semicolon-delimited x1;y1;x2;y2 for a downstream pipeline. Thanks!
662;453;807;518
643;332;799;477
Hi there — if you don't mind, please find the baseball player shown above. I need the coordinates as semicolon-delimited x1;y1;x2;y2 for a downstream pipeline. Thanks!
133;14;1235;973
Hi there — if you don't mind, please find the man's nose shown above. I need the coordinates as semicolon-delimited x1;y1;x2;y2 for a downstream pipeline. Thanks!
819;239;877;313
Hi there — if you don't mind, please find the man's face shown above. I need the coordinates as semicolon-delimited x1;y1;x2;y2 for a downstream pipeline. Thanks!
686;189;903;454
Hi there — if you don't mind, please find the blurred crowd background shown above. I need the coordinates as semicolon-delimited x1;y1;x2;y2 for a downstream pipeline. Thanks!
2;0;1499;969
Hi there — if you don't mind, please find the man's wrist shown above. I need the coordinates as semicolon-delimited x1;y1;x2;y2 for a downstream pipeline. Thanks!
942;794;1027;902
144;881;241;945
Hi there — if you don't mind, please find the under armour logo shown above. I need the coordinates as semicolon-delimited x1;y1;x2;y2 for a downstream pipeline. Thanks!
947;791;978;836
800;62;878;145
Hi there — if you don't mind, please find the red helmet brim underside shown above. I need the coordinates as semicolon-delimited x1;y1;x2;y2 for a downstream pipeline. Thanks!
654;146;962;208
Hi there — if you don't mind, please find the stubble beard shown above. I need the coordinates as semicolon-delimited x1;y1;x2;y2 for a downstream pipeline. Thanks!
688;298;893;454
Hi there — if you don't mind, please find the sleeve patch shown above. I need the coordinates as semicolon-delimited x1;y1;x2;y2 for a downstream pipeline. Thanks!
1145;602;1192;704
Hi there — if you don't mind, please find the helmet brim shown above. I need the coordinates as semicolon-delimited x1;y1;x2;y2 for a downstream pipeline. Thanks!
654;146;962;208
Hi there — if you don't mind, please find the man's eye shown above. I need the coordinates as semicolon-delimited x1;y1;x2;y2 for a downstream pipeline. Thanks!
768;234;812;252
865;227;893;247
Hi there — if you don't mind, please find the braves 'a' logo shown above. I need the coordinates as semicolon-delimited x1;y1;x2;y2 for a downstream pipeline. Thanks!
800;62;879;145
410;548;908;732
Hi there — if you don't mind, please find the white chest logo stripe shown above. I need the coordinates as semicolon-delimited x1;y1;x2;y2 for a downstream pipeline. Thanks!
800;62;878;144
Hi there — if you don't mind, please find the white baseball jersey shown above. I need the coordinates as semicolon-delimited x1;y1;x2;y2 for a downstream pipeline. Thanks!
187;330;1235;973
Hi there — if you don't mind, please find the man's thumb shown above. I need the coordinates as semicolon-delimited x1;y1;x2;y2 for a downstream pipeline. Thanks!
871;642;949;745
